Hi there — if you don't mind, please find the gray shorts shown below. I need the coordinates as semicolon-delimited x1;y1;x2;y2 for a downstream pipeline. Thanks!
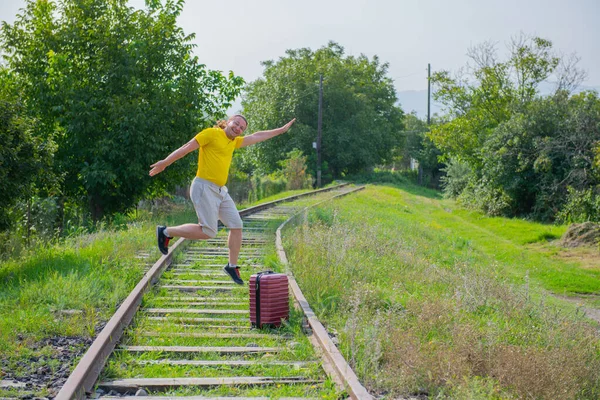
190;177;243;238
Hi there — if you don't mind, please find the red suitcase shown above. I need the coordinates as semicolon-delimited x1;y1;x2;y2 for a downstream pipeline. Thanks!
249;271;289;328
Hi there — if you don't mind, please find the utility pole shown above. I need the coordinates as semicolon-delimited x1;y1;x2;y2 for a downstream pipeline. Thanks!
317;74;323;188
420;63;431;186
427;63;431;125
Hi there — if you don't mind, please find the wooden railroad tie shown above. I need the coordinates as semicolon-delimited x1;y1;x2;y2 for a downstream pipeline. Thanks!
146;316;248;324
121;345;283;353
161;285;242;292
144;308;248;315
136;332;291;339
97;377;323;393
133;360;314;367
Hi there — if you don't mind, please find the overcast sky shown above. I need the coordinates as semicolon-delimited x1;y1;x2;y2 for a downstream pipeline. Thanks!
1;0;599;95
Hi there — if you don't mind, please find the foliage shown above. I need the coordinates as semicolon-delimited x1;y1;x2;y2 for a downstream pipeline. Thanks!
278;149;312;190
228;149;312;203
456;178;514;216
244;174;286;204
348;168;418;187
241;41;404;180
429;35;563;167
402;112;444;187
1;0;243;221
479;92;600;220
555;187;600;224
0;67;54;231
440;158;472;198
429;34;599;220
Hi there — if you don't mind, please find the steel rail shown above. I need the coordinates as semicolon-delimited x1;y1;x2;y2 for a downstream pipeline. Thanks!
275;186;373;400
56;183;348;400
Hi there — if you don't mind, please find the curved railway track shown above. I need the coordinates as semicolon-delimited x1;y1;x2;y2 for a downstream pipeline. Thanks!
56;184;371;400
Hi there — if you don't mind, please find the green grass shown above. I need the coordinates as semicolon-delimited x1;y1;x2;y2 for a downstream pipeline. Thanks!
148;381;341;399
284;182;600;399
236;181;347;210
237;189;311;209
350;183;599;294
97;199;345;399
0;187;336;397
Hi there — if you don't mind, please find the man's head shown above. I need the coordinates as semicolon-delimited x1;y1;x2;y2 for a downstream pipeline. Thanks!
224;114;248;139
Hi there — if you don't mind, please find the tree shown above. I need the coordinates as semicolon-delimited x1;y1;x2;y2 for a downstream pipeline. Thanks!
428;35;582;168
428;34;596;220
1;0;244;220
481;91;600;219
0;67;53;230
402;112;443;187
240;42;404;180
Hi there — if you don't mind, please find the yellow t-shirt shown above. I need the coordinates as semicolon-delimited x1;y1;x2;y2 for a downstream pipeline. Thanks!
194;127;244;186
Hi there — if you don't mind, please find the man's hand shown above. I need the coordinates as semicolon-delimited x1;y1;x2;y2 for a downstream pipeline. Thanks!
240;118;297;148
279;118;296;133
149;160;168;176
149;138;199;176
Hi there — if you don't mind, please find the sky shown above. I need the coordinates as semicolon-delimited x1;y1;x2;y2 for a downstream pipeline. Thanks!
1;0;599;111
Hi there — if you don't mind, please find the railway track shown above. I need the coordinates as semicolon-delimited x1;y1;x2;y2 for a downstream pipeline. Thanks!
56;184;371;400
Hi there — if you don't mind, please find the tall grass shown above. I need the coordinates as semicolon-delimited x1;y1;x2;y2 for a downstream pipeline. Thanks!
0;200;198;378
284;184;600;399
0;187;321;385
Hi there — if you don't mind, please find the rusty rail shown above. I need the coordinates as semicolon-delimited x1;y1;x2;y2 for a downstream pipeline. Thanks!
55;183;350;400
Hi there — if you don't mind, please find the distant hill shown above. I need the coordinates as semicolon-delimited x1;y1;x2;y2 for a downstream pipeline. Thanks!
398;83;600;120
230;84;600;121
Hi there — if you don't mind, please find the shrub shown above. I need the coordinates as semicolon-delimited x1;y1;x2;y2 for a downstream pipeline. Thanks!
247;174;287;203
279;149;312;190
556;187;600;224
457;180;513;216
349;168;417;185
440;158;472;198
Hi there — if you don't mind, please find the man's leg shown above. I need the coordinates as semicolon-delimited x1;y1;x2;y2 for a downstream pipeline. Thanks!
167;224;212;240
228;228;242;265
220;192;244;285
157;179;219;255
157;223;214;255
223;228;243;285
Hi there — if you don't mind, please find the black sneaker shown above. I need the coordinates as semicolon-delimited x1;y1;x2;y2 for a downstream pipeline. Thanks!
156;225;171;255
223;263;244;285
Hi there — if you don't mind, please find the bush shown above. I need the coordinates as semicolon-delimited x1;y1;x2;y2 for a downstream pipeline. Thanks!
247;174;287;203
226;165;251;204
279;149;313;190
457;180;513;216
349;168;417;185
440;158;472;198
556;187;600;224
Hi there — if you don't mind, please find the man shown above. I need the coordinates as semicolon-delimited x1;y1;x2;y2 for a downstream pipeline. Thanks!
149;115;296;285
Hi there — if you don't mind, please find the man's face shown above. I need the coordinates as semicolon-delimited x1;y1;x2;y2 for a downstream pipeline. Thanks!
227;116;247;137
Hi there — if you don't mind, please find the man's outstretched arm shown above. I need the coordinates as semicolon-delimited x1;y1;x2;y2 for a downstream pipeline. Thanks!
240;118;296;148
149;138;199;176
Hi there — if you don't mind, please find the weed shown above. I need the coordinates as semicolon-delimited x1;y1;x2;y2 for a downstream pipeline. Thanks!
284;184;600;399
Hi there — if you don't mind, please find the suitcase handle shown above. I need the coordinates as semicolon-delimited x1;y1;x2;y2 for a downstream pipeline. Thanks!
255;271;275;328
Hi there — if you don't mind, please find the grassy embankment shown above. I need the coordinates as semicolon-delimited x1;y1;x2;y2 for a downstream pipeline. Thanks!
284;183;600;399
0;188;311;397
